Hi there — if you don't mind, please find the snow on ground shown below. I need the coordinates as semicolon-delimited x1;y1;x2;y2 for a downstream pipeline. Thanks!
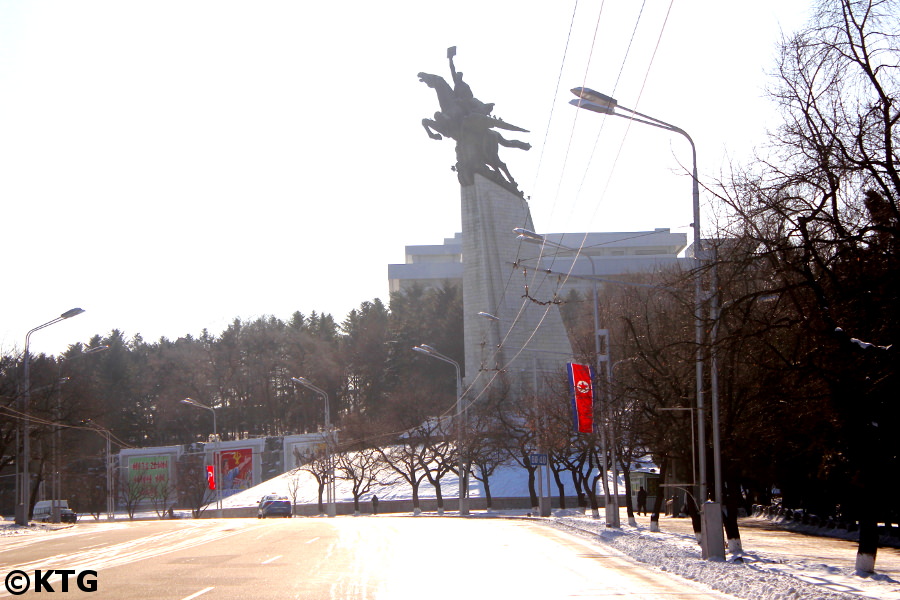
220;458;900;600
5;458;899;600
551;513;899;600
0;520;70;537
221;459;623;508
4;512;899;600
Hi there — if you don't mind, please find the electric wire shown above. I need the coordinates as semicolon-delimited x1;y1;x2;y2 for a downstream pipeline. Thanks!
311;1;684;457
512;0;626;322
459;3;683;460
379;3;681;434
468;1;612;416
490;2;650;397
527;0;581;194
52;2;687;466
0;403;135;449
516;0;677;317
489;1;612;368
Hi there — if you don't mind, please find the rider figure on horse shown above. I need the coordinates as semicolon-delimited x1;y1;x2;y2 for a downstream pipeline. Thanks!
419;47;530;191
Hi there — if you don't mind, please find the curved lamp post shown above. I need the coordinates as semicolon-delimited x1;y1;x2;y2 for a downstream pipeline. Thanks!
16;307;85;526
290;377;336;518
181;398;222;518
412;344;468;516
570;88;724;560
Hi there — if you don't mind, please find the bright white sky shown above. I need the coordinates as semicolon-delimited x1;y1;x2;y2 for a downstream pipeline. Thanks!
0;1;812;356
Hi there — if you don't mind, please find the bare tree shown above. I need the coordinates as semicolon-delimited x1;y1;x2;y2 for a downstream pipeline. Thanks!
415;417;457;515
377;442;428;515
176;449;214;519
286;470;302;516
715;0;900;572
465;404;508;512
148;478;174;519
118;477;147;521
335;447;385;514
495;398;541;512
64;456;107;520
540;380;579;512
296;443;330;516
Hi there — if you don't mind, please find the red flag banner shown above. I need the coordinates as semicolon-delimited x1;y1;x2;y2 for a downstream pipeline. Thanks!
206;465;215;490
567;363;595;433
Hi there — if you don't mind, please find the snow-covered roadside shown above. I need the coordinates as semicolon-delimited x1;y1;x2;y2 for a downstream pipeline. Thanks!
213;458;900;600
7;453;899;600
0;521;74;537
550;511;900;600
3;513;899;600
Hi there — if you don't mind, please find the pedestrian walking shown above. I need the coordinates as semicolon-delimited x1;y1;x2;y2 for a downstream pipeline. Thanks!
372;495;379;515
637;486;648;516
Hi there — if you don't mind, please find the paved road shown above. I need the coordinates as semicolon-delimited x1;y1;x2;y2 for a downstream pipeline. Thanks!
1;517;738;599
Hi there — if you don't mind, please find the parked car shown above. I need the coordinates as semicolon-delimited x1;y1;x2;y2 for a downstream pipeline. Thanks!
32;500;78;523
257;494;292;518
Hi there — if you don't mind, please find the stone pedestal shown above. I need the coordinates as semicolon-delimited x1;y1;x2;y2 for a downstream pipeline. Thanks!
461;174;573;400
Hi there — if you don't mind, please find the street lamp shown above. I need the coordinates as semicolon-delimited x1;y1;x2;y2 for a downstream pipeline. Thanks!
412;344;468;516
570;88;710;535
16;307;85;526
290;377;336;518
181;398;222;518
83;419;115;520
514;228;620;527
52;345;108;523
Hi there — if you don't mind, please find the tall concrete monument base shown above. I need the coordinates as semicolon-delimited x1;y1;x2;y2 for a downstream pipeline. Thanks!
461;174;573;397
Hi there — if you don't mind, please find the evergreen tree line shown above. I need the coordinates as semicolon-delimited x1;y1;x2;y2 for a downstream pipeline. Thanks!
0;284;466;514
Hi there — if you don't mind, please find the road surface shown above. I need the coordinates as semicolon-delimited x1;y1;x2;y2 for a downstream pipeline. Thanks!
1;516;738;599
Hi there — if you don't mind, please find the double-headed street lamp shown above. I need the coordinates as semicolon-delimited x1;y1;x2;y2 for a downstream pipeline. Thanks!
291;377;336;518
16;307;85;526
412;344;468;516
570;87;724;560
181;398;222;518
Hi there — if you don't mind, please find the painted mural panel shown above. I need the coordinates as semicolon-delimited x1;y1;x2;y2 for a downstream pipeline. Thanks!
217;448;253;496
287;439;326;469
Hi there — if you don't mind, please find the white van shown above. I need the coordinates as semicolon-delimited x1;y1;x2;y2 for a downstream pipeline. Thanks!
32;500;78;523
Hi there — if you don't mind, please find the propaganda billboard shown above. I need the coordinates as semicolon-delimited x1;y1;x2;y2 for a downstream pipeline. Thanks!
216;448;253;497
287;439;327;469
126;454;172;496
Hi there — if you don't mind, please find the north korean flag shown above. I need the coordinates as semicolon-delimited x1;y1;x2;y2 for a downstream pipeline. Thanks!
567;362;595;433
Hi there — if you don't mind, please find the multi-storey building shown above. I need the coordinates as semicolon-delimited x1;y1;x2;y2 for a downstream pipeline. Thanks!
388;228;690;299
